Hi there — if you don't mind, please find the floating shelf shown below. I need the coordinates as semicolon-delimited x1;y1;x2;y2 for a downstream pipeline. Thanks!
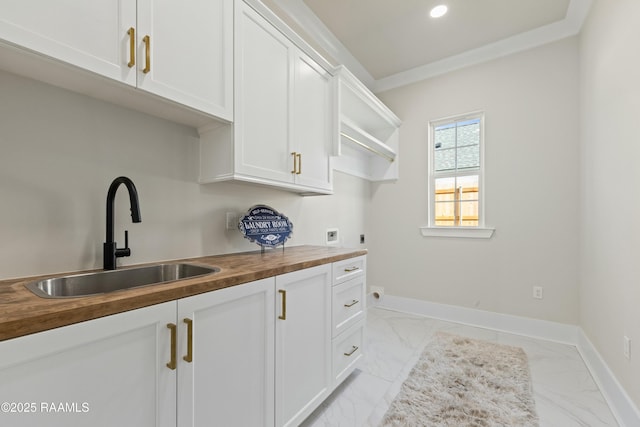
340;117;396;163
333;66;401;182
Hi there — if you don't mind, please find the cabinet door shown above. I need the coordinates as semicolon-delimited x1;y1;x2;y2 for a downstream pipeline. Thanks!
0;0;136;85
177;278;275;427
137;0;233;119
292;50;333;191
0;302;176;427
234;3;294;184
275;264;332;427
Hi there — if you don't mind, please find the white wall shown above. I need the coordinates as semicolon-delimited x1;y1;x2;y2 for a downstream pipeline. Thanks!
370;38;581;324
0;70;369;281
579;0;640;408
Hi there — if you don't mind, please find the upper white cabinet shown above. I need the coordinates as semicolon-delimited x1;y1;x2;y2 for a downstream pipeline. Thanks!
333;66;402;182
293;50;334;190
136;0;233;120
0;0;136;85
199;0;334;195
0;0;232;122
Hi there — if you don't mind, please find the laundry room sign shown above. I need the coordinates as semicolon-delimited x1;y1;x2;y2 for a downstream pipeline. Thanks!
239;205;293;248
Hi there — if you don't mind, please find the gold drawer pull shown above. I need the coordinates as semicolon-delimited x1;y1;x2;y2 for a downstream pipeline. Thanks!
343;345;359;357
183;318;193;363
278;289;287;320
143;35;151;73
344;266;359;272
166;323;177;370
290;152;297;174
344;299;359;308
296;153;302;175
127;27;135;67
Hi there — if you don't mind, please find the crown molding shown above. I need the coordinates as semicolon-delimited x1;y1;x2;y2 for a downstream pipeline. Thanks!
271;0;374;87
373;0;593;93
271;0;592;93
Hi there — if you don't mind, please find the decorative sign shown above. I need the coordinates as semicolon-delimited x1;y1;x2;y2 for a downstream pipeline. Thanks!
239;205;293;248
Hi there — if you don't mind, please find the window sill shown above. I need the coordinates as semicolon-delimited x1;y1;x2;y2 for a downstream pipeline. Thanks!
419;226;495;239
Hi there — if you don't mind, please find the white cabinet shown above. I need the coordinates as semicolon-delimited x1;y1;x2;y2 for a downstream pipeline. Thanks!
330;256;366;387
233;3;292;185
136;0;233;120
0;256;364;427
0;0;136;85
0;0;232;120
275;264;332;427
0;280;274;427
199;1;334;195
332;274;366;338
0;301;176;427
292;50;334;191
177;278;275;427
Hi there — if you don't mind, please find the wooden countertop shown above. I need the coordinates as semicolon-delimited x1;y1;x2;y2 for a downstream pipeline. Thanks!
0;245;367;342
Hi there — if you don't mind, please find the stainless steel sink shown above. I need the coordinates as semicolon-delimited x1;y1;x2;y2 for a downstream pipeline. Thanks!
26;263;220;298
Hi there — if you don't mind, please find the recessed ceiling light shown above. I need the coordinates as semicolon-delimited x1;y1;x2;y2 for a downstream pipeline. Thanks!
430;4;448;18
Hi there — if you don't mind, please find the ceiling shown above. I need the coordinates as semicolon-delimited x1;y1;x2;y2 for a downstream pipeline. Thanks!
272;0;592;92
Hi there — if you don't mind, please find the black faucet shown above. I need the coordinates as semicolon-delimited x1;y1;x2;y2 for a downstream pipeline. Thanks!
103;176;142;270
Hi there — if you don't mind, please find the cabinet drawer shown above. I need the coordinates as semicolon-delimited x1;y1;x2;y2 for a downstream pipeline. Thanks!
332;276;365;337
332;256;366;285
332;321;364;386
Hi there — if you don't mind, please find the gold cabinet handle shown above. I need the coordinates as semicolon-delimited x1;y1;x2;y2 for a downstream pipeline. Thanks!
296;153;302;175
344;299;359;308
278;289;287;320
143;35;151;74
183;318;193;363
344;266;359;272
344;345;359;357
290;152;297;174
166;323;177;370
127;27;135;68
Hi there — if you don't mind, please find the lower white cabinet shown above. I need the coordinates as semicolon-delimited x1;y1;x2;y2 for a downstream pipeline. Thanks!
275;264;332;427
0;257;364;427
0;301;176;427
330;256;367;388
177;278;275;427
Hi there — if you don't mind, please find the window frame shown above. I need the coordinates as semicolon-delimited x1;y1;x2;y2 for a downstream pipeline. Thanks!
423;111;494;238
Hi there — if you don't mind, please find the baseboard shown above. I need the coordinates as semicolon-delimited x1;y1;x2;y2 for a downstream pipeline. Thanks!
377;294;640;427
379;295;578;344
576;330;640;427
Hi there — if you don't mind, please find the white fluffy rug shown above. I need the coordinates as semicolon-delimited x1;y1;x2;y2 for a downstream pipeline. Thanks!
380;332;539;426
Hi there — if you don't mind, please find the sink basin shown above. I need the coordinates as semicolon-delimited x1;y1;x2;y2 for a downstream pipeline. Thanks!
26;263;220;298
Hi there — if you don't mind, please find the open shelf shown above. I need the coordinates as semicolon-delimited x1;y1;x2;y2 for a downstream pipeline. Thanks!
333;66;401;182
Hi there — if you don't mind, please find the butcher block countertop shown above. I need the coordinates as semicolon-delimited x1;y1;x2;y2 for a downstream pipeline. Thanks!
0;245;367;342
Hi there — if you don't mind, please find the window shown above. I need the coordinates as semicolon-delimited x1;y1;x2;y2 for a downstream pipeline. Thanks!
429;112;484;228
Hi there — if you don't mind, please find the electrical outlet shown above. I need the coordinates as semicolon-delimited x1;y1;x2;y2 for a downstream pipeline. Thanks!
533;286;543;299
624;336;631;359
326;228;339;245
360;234;365;244
225;212;238;230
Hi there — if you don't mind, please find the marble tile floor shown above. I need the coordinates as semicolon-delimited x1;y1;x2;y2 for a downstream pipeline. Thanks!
301;307;619;427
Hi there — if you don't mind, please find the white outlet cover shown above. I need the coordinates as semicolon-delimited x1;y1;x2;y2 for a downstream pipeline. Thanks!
326;228;339;245
533;286;543;299
624;336;631;359
226;212;238;230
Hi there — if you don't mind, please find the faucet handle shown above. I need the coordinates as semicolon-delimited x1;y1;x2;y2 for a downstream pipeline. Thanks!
115;230;132;258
